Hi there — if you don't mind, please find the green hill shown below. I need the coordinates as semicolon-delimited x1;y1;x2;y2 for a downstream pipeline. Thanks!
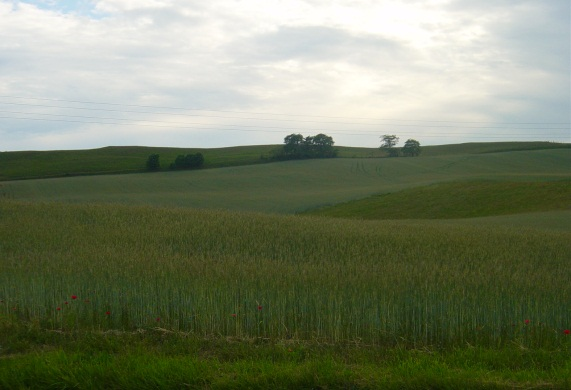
2;148;569;216
0;145;277;181
1;141;568;181
303;180;571;220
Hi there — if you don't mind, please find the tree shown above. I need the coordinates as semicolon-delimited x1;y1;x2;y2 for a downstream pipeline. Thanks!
188;152;204;168
401;139;421;157
145;154;160;171
170;153;205;170
312;133;336;157
380;134;399;149
380;135;400;157
275;133;337;160
283;133;304;155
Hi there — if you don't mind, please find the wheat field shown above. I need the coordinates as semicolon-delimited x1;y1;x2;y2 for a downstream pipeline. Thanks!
2;201;569;348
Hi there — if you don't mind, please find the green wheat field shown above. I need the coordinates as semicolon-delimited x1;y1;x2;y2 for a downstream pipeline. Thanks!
1;142;570;389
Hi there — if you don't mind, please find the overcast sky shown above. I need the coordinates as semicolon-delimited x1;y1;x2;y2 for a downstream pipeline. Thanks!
0;0;569;151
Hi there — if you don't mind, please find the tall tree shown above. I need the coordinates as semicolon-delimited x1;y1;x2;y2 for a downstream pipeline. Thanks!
402;139;421;157
311;133;335;157
283;133;304;155
145;154;160;171
380;135;399;149
380;135;400;157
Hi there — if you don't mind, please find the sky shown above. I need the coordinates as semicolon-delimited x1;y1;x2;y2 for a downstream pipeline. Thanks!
0;0;569;151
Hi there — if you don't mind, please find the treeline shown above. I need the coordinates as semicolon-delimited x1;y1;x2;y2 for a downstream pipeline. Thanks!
380;135;421;157
144;133;419;172
145;153;204;171
271;133;338;160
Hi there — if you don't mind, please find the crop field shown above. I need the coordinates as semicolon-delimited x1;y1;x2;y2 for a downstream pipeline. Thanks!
1;142;570;388
1;148;569;214
2;141;566;181
1;201;570;347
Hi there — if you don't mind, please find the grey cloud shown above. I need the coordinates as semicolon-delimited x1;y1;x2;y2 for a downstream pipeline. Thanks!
233;26;406;65
444;0;569;73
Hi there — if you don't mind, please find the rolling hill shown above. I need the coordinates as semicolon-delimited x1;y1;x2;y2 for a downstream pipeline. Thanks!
1;141;568;181
1;144;569;218
1;141;570;388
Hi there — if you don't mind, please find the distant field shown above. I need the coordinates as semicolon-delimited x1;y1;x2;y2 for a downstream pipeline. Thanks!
0;141;568;181
1;149;569;214
0;144;277;180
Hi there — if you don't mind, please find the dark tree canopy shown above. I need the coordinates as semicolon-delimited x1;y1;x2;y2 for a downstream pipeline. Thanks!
275;133;337;160
170;153;205;170
145;154;160;171
402;139;421;157
283;133;304;155
380;135;399;149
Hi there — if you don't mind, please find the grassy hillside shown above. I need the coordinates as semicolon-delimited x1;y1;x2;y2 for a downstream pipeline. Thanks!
1;141;568;181
304;180;571;220
0;145;277;181
2;148;569;215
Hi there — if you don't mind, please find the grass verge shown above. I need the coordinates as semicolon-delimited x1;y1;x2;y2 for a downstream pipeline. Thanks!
1;323;570;389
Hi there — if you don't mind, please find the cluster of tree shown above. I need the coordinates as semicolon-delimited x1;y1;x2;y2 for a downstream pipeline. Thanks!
380;135;421;157
145;153;205;171
272;133;338;160
169;153;204;170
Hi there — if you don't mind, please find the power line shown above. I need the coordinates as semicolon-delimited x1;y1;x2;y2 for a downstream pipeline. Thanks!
1;115;567;139
0;95;568;126
0;105;568;131
1;110;569;133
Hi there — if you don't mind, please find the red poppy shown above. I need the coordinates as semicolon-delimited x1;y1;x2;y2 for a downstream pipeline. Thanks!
231;314;237;317
564;329;570;335
64;301;69;305
156;317;160;322
257;305;263;311
524;319;530;324
105;311;111;315
71;295;77;300
56;307;61;311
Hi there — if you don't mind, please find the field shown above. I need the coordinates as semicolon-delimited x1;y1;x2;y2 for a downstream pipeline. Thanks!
1;142;570;388
1;141;567;181
2;147;569;214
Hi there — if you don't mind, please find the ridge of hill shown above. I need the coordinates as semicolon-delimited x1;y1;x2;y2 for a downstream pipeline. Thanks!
1;141;568;181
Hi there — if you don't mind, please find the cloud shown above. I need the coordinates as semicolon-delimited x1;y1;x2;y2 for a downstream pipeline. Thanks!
0;0;568;151
235;25;404;64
